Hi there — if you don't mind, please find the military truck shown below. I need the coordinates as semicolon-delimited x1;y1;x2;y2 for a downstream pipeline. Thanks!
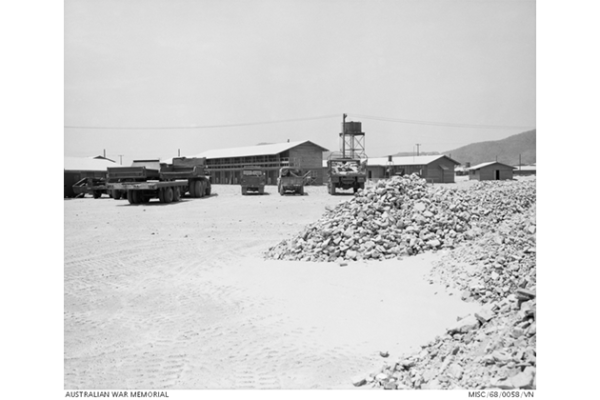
240;167;266;195
277;167;306;195
106;157;211;204
326;158;367;195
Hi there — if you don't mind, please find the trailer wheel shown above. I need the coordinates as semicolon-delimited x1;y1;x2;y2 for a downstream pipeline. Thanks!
172;187;181;202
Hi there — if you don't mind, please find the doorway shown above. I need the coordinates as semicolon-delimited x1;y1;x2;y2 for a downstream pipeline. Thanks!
495;170;500;180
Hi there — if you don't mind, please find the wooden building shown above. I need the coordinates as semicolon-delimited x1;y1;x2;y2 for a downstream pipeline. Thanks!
190;140;328;185
64;157;115;197
468;161;516;181
366;155;460;183
513;165;536;177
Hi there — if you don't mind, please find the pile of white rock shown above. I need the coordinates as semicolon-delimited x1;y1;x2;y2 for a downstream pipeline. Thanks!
265;175;535;263
360;179;537;390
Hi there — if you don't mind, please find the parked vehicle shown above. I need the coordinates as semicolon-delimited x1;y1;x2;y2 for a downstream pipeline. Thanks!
326;158;367;195
72;177;108;199
240;167;266;195
106;157;212;204
277;167;306;195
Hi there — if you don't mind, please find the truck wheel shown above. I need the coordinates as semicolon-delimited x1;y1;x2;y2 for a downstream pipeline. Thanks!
172;187;181;202
279;185;284;196
93;191;101;199
112;190;121;200
127;190;136;204
192;181;201;198
353;185;358;194
241;187;246;195
258;187;264;195
299;187;304;195
164;187;174;203
329;184;336;195
198;181;205;198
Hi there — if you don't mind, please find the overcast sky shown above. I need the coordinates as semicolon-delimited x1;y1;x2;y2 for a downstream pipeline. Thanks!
65;0;535;165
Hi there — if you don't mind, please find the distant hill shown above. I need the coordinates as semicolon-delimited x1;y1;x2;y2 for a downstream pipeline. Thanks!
444;130;536;166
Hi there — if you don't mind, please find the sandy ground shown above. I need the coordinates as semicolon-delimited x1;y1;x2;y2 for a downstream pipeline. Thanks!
64;184;479;389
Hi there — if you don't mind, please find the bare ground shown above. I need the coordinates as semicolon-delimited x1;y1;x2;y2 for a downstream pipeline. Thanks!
64;184;478;389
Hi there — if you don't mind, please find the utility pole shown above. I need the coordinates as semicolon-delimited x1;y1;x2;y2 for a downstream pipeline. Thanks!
416;144;421;156
519;154;522;170
103;149;106;158
342;113;347;158
118;155;124;165
178;149;181;157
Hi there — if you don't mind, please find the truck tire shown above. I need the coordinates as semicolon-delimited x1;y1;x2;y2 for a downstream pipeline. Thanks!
329;184;336;195
164;187;174;203
299;186;304;195
93;191;101;199
198;181;205;198
194;181;202;198
172;187;181;202
112;190;121;200
258;187;264;195
279;185;284;196
241;187;246;195
127;190;136;204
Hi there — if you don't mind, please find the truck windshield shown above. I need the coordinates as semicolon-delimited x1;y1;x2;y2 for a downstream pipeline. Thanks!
243;170;263;176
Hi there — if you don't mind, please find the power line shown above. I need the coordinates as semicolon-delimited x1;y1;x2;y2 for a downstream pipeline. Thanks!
350;114;535;130
64;114;339;130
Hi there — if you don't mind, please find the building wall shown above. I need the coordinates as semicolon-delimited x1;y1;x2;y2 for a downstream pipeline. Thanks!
288;143;326;185
206;143;325;185
472;165;514;180
423;158;456;183
513;169;536;176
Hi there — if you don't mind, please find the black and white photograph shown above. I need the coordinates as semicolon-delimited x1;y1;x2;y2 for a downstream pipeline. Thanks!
60;0;540;394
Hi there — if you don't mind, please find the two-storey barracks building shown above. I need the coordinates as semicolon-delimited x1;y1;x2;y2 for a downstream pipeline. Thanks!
189;140;329;186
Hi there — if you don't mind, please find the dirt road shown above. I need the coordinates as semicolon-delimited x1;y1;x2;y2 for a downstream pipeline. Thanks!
64;185;478;389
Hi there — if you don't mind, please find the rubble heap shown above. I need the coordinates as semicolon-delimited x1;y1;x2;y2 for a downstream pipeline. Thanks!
361;184;537;390
265;175;535;263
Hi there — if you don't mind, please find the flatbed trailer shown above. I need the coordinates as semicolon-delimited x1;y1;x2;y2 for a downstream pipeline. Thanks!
106;158;212;204
72;177;108;199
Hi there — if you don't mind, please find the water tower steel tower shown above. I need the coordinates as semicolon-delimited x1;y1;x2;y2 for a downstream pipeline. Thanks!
340;113;366;159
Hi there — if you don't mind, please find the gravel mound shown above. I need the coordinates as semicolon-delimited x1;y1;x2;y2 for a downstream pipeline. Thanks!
265;175;535;263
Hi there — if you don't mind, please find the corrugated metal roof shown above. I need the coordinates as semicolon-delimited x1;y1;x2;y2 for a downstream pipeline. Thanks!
367;155;458;167
64;157;116;171
186;140;328;160
468;161;516;171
